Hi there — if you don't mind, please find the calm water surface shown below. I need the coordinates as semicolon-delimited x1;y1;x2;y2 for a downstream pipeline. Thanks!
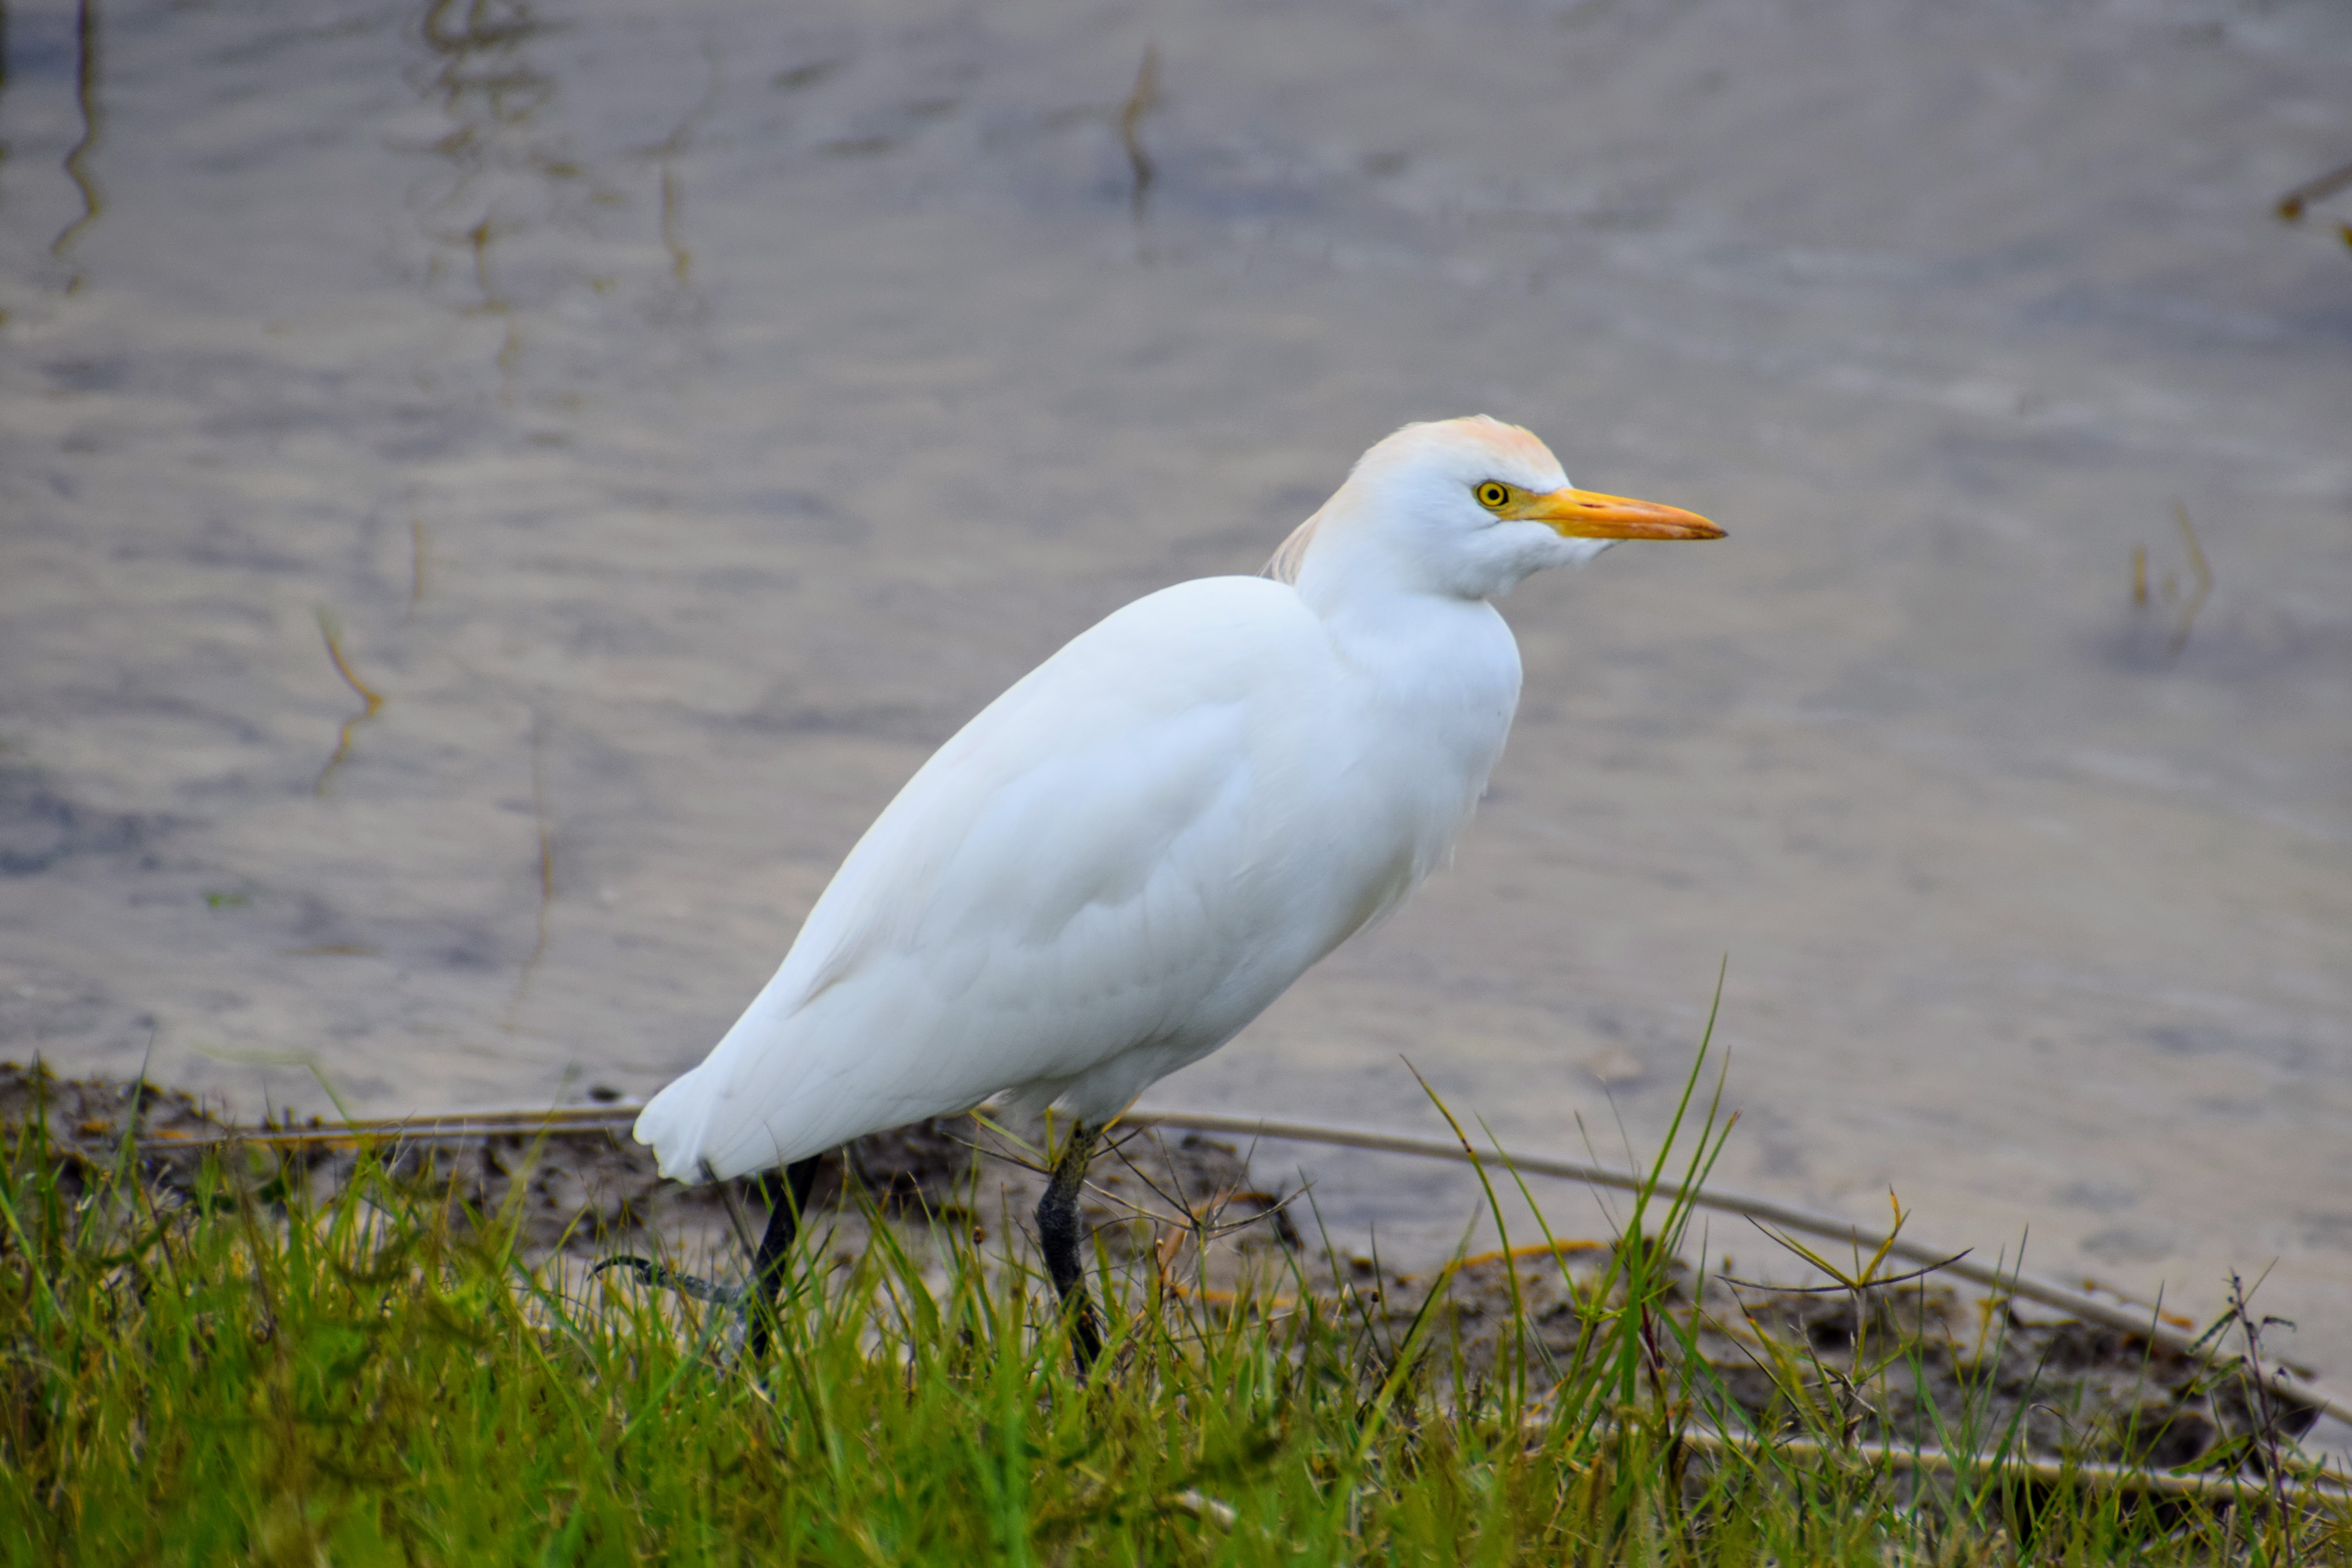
4;0;2351;1370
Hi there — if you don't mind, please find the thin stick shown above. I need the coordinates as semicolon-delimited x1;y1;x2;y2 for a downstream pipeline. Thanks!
511;713;555;1005
50;0;103;276
313;609;385;795
2277;158;2352;223
2169;501;2213;659
650;48;722;287
407;519;428;622
316;611;385;715
1119;45;1159;220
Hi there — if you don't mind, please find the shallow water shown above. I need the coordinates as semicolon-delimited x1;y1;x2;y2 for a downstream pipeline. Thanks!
4;0;2350;1374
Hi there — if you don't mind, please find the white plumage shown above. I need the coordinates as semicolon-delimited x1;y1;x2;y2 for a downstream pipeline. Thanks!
637;416;1720;1183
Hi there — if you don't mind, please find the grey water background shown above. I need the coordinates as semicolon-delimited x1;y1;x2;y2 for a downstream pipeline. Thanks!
3;0;2350;1372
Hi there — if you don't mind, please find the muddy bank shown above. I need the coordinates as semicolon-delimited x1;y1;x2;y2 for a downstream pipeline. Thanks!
0;1061;1286;1283
7;1063;2323;1475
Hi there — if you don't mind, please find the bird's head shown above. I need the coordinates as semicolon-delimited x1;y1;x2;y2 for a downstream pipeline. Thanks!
1268;416;1722;602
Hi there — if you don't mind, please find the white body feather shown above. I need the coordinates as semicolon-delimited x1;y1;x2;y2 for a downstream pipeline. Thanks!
638;575;1520;1180
633;415;1683;1183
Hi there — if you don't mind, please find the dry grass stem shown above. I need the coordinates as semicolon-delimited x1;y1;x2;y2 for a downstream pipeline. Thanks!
407;518;429;621
2276;157;2352;222
311;608;385;795
1120;45;1160;220
2167;501;2213;659
510;711;556;1006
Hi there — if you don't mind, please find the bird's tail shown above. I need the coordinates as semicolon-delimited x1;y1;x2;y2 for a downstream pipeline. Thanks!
633;1066;719;1182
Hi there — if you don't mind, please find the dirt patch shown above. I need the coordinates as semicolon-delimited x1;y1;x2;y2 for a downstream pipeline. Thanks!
1361;1241;2315;1472
0;1063;1285;1267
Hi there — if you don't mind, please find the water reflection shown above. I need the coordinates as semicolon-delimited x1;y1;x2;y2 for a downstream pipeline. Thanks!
646;51;719;288
1116;44;1156;222
401;0;709;384
46;0;98;281
407;0;559;335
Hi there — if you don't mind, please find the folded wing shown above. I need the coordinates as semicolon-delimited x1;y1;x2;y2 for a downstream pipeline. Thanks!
636;576;1365;1180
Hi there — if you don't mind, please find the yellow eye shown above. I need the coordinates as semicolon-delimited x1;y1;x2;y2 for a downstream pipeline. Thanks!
1475;481;1511;510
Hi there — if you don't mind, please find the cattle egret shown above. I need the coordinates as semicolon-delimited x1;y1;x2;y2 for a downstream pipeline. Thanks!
619;416;1722;1369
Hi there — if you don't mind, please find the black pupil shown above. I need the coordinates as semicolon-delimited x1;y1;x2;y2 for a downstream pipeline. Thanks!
1483;485;1504;504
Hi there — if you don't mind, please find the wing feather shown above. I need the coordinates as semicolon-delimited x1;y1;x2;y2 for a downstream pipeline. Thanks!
639;576;1363;1180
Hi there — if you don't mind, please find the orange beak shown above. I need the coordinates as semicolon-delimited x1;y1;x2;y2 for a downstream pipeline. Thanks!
1510;487;1724;541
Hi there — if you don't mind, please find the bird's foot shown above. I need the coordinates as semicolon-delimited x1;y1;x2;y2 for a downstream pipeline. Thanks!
590;1254;747;1307
1064;1297;1106;1382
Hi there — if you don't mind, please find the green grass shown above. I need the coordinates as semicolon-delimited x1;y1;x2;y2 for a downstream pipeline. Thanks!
0;1066;2342;1565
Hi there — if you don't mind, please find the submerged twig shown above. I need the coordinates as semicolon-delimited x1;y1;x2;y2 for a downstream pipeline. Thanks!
407;519;429;622
2129;504;2214;661
1119;44;1159;220
313;609;385;795
2168;501;2213;660
50;0;104;281
649;47;722;287
2276;158;2352;223
510;713;555;1005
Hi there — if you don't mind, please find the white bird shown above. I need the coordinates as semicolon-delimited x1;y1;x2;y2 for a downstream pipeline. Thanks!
622;416;1721;1367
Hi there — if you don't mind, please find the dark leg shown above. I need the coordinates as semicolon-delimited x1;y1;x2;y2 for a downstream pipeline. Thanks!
744;1154;824;1360
1035;1120;1103;1375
